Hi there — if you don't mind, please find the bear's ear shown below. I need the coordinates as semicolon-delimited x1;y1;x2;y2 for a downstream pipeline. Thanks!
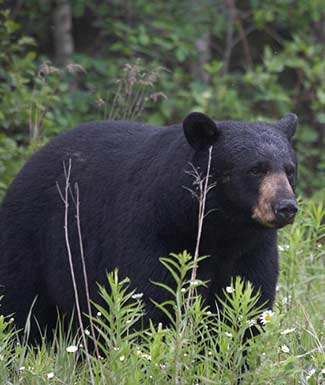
183;112;220;150
277;113;298;140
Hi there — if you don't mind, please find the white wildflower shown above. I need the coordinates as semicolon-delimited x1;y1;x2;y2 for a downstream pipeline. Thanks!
47;372;54;379
139;352;151;361
131;292;143;299
260;310;274;325
66;345;78;353
306;368;315;379
225;332;233;338
247;319;257;327
278;244;289;251
282;295;291;305
281;344;290;353
226;286;234;293
97;311;102;317
119;355;125;362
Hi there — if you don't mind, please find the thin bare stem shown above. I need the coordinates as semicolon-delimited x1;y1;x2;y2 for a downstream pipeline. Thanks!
294;346;325;359
187;146;213;306
30;80;61;144
122;80;134;120
127;86;143;120
109;81;123;120
57;159;95;385
132;88;147;120
74;183;102;363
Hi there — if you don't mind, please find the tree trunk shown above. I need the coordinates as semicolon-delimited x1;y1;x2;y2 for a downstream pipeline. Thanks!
192;32;211;84
53;0;74;65
313;18;325;148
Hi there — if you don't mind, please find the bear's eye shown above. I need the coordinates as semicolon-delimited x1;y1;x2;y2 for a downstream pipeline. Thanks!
248;166;267;176
285;166;295;178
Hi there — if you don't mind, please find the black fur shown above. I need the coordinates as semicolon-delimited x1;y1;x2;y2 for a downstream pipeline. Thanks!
0;113;297;338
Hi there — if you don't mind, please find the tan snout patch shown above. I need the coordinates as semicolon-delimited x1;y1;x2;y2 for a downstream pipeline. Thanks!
252;173;294;227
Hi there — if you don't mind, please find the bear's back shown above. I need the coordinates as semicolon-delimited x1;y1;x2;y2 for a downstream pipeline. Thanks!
1;120;169;205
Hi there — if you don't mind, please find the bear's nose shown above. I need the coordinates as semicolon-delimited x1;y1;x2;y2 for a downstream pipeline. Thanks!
273;199;298;224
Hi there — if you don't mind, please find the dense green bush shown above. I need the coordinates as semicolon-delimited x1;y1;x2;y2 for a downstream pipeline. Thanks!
1;1;324;197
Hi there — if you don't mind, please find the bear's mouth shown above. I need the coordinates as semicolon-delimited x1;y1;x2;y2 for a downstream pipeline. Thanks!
259;217;296;229
253;206;297;229
252;172;298;229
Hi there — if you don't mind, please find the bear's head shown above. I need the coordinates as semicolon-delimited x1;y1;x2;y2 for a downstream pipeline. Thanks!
183;112;298;229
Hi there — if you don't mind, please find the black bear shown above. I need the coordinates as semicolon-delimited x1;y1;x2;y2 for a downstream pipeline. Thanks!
0;112;298;337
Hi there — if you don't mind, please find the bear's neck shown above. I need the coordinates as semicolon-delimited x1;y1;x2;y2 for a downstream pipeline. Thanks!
158;191;270;258
142;126;274;258
148;131;268;257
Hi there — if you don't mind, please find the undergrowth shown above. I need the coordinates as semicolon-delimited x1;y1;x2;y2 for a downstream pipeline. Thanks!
0;192;324;384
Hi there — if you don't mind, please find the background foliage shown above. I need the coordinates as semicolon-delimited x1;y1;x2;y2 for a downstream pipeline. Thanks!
0;0;324;197
0;2;324;383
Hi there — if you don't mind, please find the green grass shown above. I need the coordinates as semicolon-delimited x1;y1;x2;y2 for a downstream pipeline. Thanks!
0;192;324;384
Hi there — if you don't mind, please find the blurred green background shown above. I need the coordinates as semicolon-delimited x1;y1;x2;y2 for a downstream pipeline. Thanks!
0;0;324;198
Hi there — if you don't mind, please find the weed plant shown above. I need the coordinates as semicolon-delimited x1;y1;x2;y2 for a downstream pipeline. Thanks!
0;193;324;384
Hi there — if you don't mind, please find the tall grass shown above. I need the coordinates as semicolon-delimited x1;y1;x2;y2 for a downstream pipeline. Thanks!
0;192;324;384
